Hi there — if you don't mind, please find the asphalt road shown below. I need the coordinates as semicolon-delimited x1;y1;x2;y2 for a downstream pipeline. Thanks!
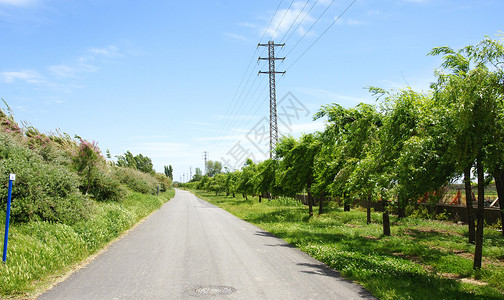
39;189;375;299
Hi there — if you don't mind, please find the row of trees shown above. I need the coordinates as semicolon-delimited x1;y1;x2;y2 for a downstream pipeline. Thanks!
115;151;155;174
184;36;504;270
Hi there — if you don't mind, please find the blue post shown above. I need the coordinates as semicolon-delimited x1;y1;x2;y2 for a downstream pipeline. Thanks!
3;174;15;263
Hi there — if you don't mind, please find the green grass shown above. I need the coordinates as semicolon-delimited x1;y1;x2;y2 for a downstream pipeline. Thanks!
192;190;504;300
0;189;175;298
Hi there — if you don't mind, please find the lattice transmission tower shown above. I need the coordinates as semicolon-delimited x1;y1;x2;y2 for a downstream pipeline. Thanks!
258;41;285;158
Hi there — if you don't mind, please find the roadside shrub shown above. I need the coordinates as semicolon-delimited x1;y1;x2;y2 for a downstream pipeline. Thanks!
154;173;172;192
112;166;158;194
25;127;74;166
87;169;127;202
0;133;92;224
72;138;103;195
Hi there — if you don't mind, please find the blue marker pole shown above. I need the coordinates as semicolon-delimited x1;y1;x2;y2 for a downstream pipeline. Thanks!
3;174;15;263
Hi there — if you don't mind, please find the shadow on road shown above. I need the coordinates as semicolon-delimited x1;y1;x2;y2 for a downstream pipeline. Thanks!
298;262;376;299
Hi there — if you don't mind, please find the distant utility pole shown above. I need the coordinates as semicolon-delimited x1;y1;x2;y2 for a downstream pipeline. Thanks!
203;151;209;175
259;41;285;158
189;166;192;182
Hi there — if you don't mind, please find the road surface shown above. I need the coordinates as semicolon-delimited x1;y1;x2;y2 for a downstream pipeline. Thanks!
39;189;375;299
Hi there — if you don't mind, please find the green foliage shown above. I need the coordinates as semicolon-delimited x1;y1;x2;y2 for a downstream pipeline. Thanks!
236;159;256;199
314;102;381;201
276;134;321;197
112;166;158;194
205;160;222;177
163;165;173;180
0;133;92;224
206;173;226;195
116;151;154;174
154;173;173;192
72;138;103;195
196;175;209;190
192;167;203;182
254;159;279;197
87;168;127;202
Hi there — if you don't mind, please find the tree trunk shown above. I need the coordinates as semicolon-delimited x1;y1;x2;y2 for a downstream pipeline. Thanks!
307;179;313;217
464;166;476;244
259;195;262;203
473;158;485;270
367;192;372;225
397;198;406;219
382;200;390;236
233;193;235;198
343;196;350;212
318;190;324;215
308;193;314;217
493;168;504;236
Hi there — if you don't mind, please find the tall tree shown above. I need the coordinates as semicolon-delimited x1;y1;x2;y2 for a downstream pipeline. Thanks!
116;151;154;174
192;167;203;182
206;160;223;177
236;159;256;200
254;159;278;202
465;36;504;235
164;165;174;180
430;40;503;270
314;102;382;217
276;133;321;217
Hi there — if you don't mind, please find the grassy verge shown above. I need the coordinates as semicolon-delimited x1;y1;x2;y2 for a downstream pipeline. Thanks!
192;190;504;300
0;189;175;299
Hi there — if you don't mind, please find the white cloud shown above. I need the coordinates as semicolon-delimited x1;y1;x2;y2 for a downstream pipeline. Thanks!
223;32;248;41
88;45;122;58
48;65;79;78
48;60;97;78
2;69;44;84
263;1;314;39
47;45;122;79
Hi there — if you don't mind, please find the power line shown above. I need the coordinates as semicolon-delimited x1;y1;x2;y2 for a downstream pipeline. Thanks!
269;0;296;40
279;0;311;43
259;0;285;43
283;0;337;59
285;0;358;71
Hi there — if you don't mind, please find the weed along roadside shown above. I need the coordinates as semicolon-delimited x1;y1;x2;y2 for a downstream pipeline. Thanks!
190;189;504;300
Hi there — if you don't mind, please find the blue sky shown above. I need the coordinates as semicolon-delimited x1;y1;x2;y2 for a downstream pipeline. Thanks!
0;0;502;182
